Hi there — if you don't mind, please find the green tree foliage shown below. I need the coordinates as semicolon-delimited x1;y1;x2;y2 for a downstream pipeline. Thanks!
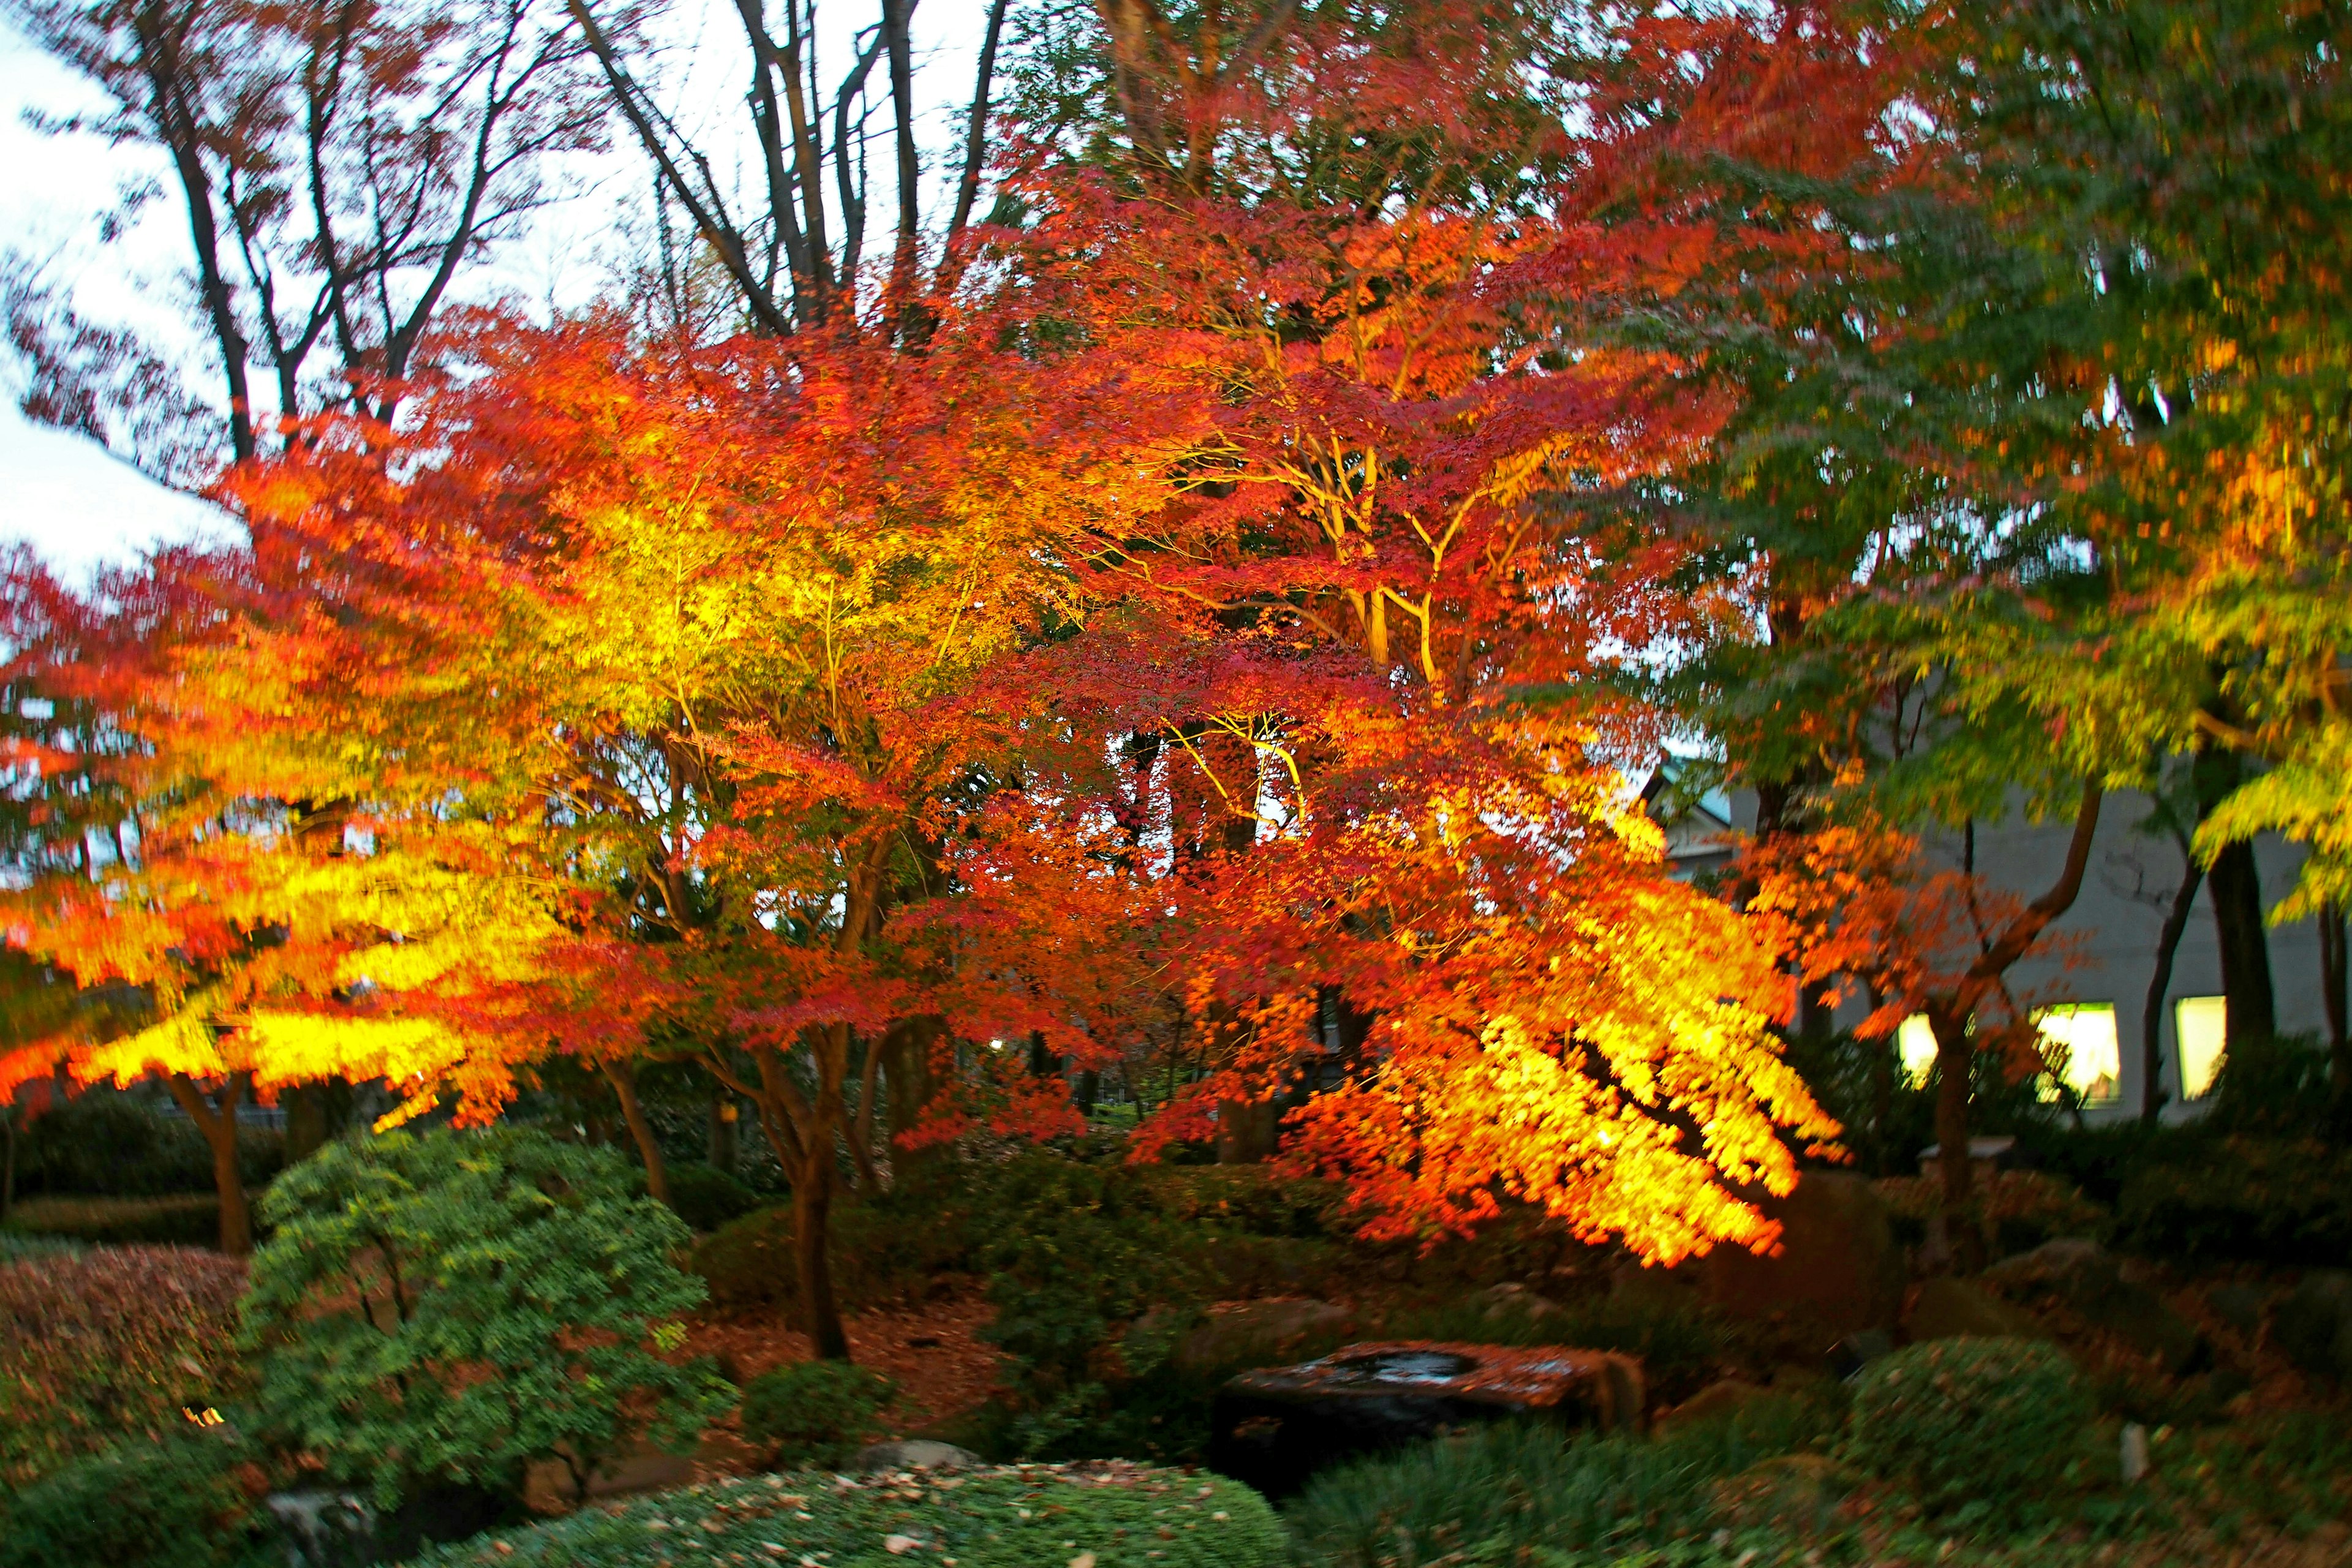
239;1126;733;1507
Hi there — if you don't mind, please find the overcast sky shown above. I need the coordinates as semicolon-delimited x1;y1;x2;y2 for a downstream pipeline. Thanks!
0;1;1000;584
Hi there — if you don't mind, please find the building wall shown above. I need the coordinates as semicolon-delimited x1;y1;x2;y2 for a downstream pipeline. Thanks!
1917;795;2326;1121
1669;786;2331;1122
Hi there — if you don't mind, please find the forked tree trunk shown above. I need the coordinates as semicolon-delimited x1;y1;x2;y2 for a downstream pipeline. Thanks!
1924;786;2103;1271
165;1071;253;1255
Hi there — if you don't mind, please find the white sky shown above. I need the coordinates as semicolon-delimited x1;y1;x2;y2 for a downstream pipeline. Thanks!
0;0;1000;580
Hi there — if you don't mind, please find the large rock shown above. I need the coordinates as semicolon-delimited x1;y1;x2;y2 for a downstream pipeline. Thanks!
1693;1172;1904;1336
1905;1276;2048;1343
2274;1271;2352;1384
854;1440;982;1472
1983;1239;2205;1375
1209;1341;1643;1498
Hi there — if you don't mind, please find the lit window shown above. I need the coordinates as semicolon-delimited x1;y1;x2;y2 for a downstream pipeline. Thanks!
2174;996;2226;1099
1896;1015;1939;1085
2037;1003;2120;1103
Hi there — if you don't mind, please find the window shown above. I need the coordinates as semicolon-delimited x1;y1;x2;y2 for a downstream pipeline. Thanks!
1896;1014;1939;1085
2175;995;2227;1100
2036;1003;2121;1104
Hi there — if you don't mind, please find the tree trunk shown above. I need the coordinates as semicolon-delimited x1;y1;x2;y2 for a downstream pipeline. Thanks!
2207;838;2275;1043
1922;783;2103;1272
1928;1005;1981;1272
793;1156;848;1359
881;1017;943;1181
1215;1097;1279;1163
283;1082;330;1163
604;1060;669;1207
2195;746;2275;1044
1;1105;15;1224
707;1083;739;1174
2322;904;2349;1135
2141;861;2204;1125
166;1072;252;1255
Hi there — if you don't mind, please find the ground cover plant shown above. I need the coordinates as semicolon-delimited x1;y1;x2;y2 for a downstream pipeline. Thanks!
0;1242;249;1487
407;1462;1288;1568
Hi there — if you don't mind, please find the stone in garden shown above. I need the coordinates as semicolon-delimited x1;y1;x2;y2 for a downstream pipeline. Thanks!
2272;1270;2352;1383
853;1440;982;1472
1982;1238;2206;1374
1905;1275;2048;1343
1208;1340;1643;1498
1472;1282;1564;1321
1167;1298;1357;1378
265;1491;378;1568
1692;1171;1905;1335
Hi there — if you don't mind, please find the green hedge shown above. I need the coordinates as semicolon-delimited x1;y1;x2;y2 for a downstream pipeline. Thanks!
406;1464;1288;1568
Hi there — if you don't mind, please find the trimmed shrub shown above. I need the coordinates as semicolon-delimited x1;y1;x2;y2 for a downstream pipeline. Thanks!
1845;1336;2093;1520
2;1191;234;1248
405;1463;1289;1568
0;1244;249;1487
739;1360;897;1467
243;1126;735;1509
2113;1139;2352;1266
9;1091;282;1198
662;1161;762;1232
0;1431;278;1568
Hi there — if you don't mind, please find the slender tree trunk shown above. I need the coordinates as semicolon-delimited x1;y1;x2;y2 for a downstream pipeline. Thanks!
1;1106;15;1224
2322;904;2349;1135
881;1016;943;1181
2141;860;2204;1125
604;1060;669;1206
166;1071;252;1255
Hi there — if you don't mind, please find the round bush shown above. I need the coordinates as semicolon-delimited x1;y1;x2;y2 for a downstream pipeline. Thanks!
739;1360;898;1467
1845;1336;2092;1517
407;1463;1290;1568
243;1126;734;1509
0;1431;276;1568
662;1161;762;1232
